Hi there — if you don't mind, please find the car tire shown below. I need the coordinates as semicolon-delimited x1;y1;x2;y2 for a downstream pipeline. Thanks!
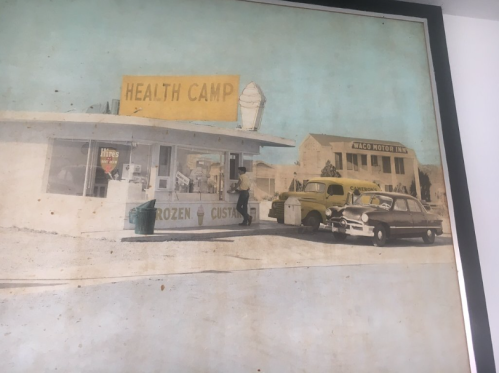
422;229;435;244
304;212;321;232
372;224;387;247
277;218;284;224
333;232;347;242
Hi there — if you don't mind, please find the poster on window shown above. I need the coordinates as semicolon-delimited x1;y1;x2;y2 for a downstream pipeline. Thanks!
0;0;490;372
99;147;120;173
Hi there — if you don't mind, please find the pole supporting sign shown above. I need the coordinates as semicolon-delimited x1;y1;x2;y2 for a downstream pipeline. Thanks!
119;75;240;122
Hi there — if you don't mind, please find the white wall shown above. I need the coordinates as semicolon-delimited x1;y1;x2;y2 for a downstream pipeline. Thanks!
443;14;499;370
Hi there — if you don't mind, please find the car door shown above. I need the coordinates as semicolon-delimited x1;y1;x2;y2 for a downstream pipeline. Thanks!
326;184;345;208
391;198;413;236
406;199;427;235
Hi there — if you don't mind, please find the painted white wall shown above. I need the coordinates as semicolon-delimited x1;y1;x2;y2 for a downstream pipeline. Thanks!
443;14;499;370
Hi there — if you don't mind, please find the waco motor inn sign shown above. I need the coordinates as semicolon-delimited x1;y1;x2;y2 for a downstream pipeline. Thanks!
352;142;409;154
0;75;295;235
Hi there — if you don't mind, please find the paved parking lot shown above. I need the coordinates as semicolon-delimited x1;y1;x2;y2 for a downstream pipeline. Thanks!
0;227;469;373
0;227;456;286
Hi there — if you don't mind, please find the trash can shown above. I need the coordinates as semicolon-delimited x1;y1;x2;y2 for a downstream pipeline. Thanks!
129;199;157;235
284;197;301;226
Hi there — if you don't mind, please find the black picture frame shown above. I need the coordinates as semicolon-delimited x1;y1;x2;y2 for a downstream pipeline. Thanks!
278;0;494;371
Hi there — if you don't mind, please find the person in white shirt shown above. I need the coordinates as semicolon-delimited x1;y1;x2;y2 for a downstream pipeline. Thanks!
236;167;252;226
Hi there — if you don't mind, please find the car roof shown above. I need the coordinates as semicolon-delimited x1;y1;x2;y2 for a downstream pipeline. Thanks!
361;191;419;200
307;177;378;186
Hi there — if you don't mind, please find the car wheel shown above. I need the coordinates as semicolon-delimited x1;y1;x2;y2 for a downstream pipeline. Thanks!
277;218;284;224
333;232;347;242
372;224;387;247
304;212;321;232
422;229;435;244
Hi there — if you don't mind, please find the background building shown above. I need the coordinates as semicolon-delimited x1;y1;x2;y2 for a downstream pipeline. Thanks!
253;134;423;200
299;134;421;196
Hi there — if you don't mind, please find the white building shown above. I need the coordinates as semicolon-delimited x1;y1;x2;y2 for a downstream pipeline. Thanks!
0;111;294;235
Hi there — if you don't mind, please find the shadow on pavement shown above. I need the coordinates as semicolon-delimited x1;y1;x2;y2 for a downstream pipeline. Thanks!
0;282;67;289
122;224;313;242
284;230;454;247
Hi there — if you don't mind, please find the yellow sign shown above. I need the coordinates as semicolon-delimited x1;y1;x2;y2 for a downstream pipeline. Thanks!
119;75;240;121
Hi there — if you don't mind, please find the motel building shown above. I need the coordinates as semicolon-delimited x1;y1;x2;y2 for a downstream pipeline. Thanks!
0;79;294;235
298;134;422;198
250;134;422;200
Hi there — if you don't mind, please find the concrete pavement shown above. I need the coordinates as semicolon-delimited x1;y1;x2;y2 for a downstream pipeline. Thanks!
0;227;470;372
0;227;456;284
0;265;469;373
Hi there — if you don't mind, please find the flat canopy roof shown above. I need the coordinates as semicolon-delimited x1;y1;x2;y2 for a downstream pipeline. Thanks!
0;111;295;148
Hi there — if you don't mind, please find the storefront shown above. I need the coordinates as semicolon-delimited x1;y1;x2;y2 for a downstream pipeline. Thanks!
0;111;294;235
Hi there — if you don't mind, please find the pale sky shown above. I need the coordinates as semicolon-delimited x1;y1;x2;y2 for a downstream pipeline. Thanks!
0;0;442;165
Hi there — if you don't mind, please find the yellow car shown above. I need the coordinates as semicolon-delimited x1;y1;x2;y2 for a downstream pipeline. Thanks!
268;177;381;230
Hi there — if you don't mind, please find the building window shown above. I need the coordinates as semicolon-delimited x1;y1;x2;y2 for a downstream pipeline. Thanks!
346;153;358;171
395;157;405;174
157;146;172;189
361;154;367;170
385;185;393;192
382;156;391;173
335;152;343;170
128;143;152;192
257;178;275;196
229;153;240;180
371;155;378;167
243;154;253;173
159;146;171;177
46;139;140;198
46;139;90;196
176;147;225;198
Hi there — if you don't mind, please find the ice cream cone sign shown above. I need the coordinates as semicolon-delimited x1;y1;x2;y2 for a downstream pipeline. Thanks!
100;147;119;173
239;82;266;131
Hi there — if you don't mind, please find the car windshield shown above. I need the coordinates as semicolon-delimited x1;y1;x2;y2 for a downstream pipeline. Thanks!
304;182;325;193
354;194;393;210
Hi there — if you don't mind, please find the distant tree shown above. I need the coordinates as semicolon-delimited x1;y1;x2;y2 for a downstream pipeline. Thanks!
410;169;432;201
320;160;341;178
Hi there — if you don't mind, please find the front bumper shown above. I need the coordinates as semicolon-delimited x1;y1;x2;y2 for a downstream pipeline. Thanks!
330;219;374;237
268;208;280;219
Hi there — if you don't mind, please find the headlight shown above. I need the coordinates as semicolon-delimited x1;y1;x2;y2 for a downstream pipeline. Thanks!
272;202;277;208
325;208;332;217
361;213;369;223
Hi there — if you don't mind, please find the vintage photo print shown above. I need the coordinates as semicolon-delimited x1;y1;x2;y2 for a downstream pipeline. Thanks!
0;0;472;371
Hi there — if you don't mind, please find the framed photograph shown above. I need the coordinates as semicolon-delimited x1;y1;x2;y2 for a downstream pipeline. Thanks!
0;0;493;371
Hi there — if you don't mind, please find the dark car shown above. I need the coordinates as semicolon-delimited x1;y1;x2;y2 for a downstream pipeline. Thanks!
326;192;443;246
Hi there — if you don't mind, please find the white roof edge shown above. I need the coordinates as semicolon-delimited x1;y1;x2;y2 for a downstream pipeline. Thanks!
0;111;295;148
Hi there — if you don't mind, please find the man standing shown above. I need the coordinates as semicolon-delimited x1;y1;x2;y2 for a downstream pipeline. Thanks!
235;166;252;226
